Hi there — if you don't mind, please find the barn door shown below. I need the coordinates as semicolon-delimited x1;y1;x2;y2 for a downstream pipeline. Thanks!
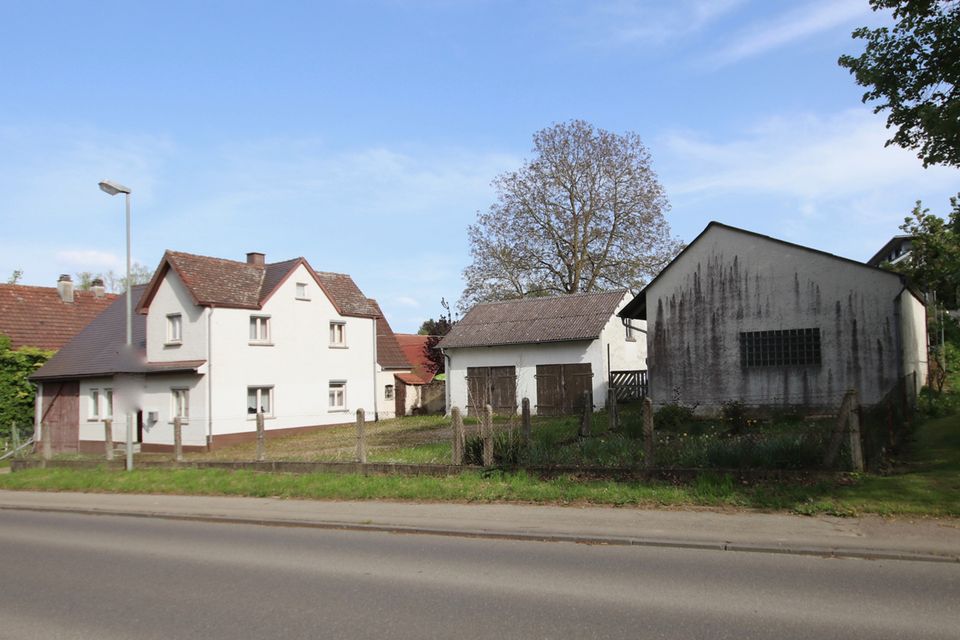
395;381;406;417
466;366;517;416
535;363;593;415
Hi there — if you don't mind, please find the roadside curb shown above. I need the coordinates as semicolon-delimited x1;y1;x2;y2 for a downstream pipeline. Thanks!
3;503;958;565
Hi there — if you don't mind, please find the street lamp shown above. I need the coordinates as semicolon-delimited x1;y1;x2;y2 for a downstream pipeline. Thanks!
99;179;133;471
98;180;132;346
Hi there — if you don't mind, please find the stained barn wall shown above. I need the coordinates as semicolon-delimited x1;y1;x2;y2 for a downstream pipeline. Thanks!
645;225;923;411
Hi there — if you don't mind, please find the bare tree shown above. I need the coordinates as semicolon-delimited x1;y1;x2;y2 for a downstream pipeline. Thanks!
461;120;680;310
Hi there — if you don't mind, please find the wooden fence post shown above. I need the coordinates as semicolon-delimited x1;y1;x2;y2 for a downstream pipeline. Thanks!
579;391;592;438
355;408;367;464
607;388;619;432
256;411;266;462
481;404;494;467
824;390;855;469
173;417;183;463
451;406;465;465
521;398;531;445
642;397;655;469
104;419;114;461
42;423;52;463
848;391;864;472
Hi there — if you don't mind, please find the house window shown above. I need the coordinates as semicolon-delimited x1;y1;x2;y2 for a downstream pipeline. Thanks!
295;282;309;300
167;314;182;344
104;388;113;419
739;328;821;368
249;315;271;344
247;386;273;417
171;388;189;421
329;381;346;410
329;321;346;347
385;384;394;401
90;389;101;419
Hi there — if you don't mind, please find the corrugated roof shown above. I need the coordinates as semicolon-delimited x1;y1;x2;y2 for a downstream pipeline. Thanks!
395;333;436;384
439;290;627;349
0;284;117;351
368;299;410;369
32;285;204;380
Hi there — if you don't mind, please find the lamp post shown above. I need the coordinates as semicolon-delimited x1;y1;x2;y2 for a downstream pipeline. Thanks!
99;179;133;470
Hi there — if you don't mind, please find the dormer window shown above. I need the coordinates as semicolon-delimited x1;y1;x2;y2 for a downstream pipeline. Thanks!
329;321;346;347
295;282;309;300
167;314;182;344
250;315;271;345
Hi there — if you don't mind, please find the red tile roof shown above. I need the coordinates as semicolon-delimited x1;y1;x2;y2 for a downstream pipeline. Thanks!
0;284;118;351
369;300;411;370
137;250;379;318
395;333;436;384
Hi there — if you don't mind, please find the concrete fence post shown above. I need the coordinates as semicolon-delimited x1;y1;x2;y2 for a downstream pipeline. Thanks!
451;406;465;465
256;411;266;462
11;422;19;458
104;419;114;461
848;390;864;472
824;390;856;469
579;391;592;438
642;397;655;469
356;408;367;464
521;398;532;445
173;417;183;463
42;422;52;463
481;404;494;467
607;388;619;432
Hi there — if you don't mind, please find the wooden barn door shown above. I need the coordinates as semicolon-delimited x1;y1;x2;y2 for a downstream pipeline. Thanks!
535;363;593;415
41;381;80;453
395;381;407;417
466;366;516;415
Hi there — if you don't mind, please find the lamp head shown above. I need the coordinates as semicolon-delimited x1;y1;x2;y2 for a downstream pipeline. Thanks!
98;180;131;196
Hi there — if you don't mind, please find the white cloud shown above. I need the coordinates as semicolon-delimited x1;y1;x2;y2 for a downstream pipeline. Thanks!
580;0;746;47
55;249;122;269
710;0;873;66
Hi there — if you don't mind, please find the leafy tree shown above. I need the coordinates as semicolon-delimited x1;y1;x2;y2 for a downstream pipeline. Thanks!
461;120;681;310
0;334;53;441
419;298;454;375
839;1;960;167
6;269;22;285
891;194;960;308
76;262;152;293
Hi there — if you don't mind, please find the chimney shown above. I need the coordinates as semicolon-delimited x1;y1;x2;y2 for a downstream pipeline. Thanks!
246;252;265;266
91;278;106;299
57;274;74;303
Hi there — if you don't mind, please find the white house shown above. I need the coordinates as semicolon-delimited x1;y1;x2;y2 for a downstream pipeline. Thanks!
439;290;646;416
32;250;383;452
370;300;413;419
618;222;928;412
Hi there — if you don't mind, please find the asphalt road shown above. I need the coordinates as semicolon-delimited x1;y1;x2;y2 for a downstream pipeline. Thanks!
1;510;957;640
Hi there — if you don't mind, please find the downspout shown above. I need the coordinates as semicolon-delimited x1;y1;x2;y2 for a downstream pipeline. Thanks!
207;306;214;447
372;317;379;421
621;317;648;335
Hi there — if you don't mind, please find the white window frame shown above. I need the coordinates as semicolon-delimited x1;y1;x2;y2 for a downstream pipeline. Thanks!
295;282;309;300
384;384;394;401
89;388;101;420
329;381;346;411
249;315;272;345
247;386;274;418
171;388;189;422
104;388;114;419
166;313;183;345
329;321;346;348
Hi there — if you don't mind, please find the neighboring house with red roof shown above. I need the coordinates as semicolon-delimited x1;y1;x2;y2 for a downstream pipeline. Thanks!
439;291;646;416
370;300;412;419
395;333;445;415
0;277;117;351
32;250;386;453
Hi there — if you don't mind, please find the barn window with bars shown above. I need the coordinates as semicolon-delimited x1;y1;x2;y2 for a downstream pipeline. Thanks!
739;328;821;367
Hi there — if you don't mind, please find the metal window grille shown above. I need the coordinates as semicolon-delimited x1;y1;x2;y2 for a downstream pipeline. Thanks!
739;328;821;367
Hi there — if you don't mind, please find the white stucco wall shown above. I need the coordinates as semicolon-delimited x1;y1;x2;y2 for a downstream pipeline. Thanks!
146;270;207;363
643;224;926;410
376;365;407;420
899;290;929;398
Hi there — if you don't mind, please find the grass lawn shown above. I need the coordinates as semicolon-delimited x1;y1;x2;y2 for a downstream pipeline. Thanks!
2;412;957;517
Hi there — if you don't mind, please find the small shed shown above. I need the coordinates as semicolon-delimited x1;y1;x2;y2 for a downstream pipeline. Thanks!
439;290;646;416
619;222;928;412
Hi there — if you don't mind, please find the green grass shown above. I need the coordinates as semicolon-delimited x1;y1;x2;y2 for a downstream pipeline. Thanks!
2;412;957;518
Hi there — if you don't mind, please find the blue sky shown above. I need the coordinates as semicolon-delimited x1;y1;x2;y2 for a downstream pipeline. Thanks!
1;0;956;332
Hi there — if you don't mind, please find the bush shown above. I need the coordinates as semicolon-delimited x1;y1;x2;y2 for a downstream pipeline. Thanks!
0;335;53;441
720;400;748;434
464;429;528;466
654;403;696;432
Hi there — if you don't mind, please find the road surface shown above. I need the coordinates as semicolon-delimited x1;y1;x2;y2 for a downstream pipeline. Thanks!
1;509;957;639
